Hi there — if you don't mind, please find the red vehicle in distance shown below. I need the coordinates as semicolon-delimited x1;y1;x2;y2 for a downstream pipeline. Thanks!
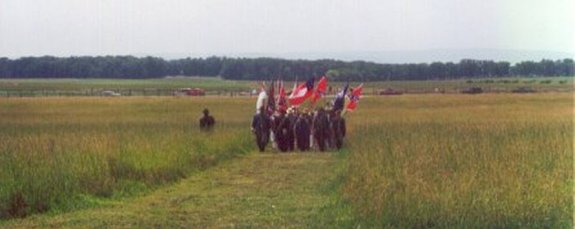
174;88;205;96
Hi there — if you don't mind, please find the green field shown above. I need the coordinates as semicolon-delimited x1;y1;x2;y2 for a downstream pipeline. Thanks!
0;77;253;90
0;92;573;227
0;97;255;219
0;77;572;97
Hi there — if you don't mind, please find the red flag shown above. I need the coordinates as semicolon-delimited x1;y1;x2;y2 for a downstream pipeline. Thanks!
277;80;287;112
311;76;328;104
346;84;363;111
288;77;315;106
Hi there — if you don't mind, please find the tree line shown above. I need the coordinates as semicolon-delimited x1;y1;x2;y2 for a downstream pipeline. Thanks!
0;56;572;81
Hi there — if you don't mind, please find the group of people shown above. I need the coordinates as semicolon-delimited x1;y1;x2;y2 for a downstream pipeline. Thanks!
251;106;346;152
199;106;347;153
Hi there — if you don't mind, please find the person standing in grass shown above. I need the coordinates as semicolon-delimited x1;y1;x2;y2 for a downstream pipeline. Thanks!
295;111;311;151
286;107;298;151
273;110;290;152
313;107;330;152
252;107;272;152
199;108;215;132
330;109;346;149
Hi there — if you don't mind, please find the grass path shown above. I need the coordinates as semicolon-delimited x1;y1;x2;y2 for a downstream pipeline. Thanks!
4;152;341;228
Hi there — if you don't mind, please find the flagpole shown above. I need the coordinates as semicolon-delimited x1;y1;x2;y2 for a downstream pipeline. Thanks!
276;76;280;106
341;83;348;116
340;81;350;117
310;75;318;111
291;76;297;109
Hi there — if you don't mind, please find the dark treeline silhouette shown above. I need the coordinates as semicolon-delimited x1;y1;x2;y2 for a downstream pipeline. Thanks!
0;56;572;81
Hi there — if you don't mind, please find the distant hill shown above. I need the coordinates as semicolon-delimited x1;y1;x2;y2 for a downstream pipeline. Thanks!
151;49;574;64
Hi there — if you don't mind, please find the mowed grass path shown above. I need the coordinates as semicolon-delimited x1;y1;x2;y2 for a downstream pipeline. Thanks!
4;152;339;228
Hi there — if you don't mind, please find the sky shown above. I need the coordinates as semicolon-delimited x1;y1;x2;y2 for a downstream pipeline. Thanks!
0;0;573;59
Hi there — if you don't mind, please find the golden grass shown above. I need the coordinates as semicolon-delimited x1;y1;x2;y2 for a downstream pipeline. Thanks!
342;93;573;228
0;97;255;219
0;93;572;227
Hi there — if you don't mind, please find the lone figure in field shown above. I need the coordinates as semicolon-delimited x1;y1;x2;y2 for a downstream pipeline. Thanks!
252;107;272;152
199;108;215;131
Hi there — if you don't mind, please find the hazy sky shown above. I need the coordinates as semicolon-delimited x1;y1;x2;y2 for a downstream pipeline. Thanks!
1;0;573;58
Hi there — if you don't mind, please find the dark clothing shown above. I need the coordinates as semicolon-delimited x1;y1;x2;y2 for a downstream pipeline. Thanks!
286;114;297;151
330;116;346;149
273;115;291;152
199;115;215;131
313;111;330;152
326;113;334;148
295;115;311;151
252;113;272;152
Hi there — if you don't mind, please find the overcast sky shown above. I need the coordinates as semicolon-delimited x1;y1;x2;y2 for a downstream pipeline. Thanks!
0;0;573;58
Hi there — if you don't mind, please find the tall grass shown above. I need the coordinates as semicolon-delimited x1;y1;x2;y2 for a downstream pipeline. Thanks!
0;97;254;219
342;93;573;228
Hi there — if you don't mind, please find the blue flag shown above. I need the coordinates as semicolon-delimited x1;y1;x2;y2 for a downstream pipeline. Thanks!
332;83;349;112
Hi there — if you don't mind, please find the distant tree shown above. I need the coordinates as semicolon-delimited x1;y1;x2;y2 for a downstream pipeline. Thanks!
559;59;574;76
494;62;510;77
429;62;447;80
0;57;11;77
0;56;572;80
459;59;481;78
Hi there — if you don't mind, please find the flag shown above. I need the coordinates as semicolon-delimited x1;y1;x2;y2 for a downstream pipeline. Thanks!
288;77;315;106
267;80;275;115
255;84;268;113
346;84;363;111
289;78;297;96
311;76;328;104
277;80;288;112
332;83;349;112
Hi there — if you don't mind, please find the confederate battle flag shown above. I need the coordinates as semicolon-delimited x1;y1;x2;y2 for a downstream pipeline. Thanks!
346;83;363;111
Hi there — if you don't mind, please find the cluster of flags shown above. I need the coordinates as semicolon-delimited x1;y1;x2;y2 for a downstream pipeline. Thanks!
256;76;364;114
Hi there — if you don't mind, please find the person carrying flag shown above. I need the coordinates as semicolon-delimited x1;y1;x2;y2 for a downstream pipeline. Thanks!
251;106;272;152
273;110;290;152
255;83;268;114
295;109;311;151
329;84;350;150
329;109;346;149
277;80;288;113
267;80;276;115
286;106;297;151
312;107;330;152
